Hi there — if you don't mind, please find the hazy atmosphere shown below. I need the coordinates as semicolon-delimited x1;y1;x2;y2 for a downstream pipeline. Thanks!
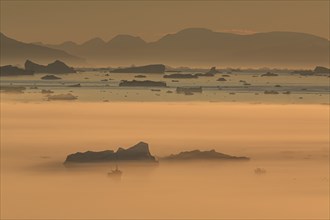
1;1;329;219
1;1;329;43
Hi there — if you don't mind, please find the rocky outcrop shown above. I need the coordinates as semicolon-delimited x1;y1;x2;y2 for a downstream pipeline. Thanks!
112;64;165;73
67;83;81;87
0;85;26;93
65;142;157;163
193;67;219;77
162;149;249;161
25;60;76;74
195;72;215;77
119;80;167;87
261;72;278;77
264;90;279;94
217;77;227;81
41;89;54;94
314;66;329;74
291;66;329;76
0;65;34;76
163;73;198;79
291;69;314;76
41;74;62;80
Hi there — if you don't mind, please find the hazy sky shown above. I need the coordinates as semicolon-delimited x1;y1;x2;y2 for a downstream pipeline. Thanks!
1;1;329;44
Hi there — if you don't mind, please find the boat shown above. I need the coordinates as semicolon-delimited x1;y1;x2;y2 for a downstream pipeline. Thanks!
108;164;122;176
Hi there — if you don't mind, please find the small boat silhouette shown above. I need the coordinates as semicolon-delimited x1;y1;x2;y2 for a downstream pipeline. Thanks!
254;168;266;175
108;164;122;176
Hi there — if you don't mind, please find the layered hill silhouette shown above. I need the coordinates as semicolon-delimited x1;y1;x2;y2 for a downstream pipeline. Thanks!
38;28;329;68
0;33;84;66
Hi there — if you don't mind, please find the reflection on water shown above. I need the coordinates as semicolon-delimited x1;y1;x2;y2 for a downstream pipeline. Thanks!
1;159;329;219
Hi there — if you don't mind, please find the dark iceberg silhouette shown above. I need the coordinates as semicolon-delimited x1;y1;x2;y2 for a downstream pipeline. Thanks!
25;60;76;74
112;64;165;73
264;90;279;94
217;77;227;81
41;74;62;80
134;75;146;78
291;66;329;76
65;142;157;163
119;80;167;87
291;69;314;76
0;85;26;93
261;72;278;77
195;67;219;77
163;73;198;79
314;66;329;74
163;149;249;161
0;65;34;76
67;83;81;87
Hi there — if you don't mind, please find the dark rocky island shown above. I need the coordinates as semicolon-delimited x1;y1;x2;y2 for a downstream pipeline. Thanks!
41;89;54;94
67;83;81;87
0;65;34;76
41;74;62;80
119;80;167;87
207;67;220;74
291;69;314;76
195;67;219;77
264;90;279;94
261;72;278;77
176;86;202;94
65;142;157;163
208;67;219;74
134;75;146;78
112;64;165;73
217;77;227;81
25;60;76;74
0;85;26;93
163;73;198;79
195;72;214;77
292;66;329;76
162;149;249;161
314;66;329;74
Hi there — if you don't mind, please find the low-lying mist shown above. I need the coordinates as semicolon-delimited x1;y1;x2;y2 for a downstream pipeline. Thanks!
1;102;329;219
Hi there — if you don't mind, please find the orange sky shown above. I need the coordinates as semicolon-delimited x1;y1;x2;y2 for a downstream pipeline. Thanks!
1;1;329;44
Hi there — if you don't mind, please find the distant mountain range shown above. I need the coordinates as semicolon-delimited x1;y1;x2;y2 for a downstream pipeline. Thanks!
1;28;329;68
0;33;84;66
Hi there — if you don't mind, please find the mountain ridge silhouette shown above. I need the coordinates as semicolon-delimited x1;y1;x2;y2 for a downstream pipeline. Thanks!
0;33;85;66
2;28;329;68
